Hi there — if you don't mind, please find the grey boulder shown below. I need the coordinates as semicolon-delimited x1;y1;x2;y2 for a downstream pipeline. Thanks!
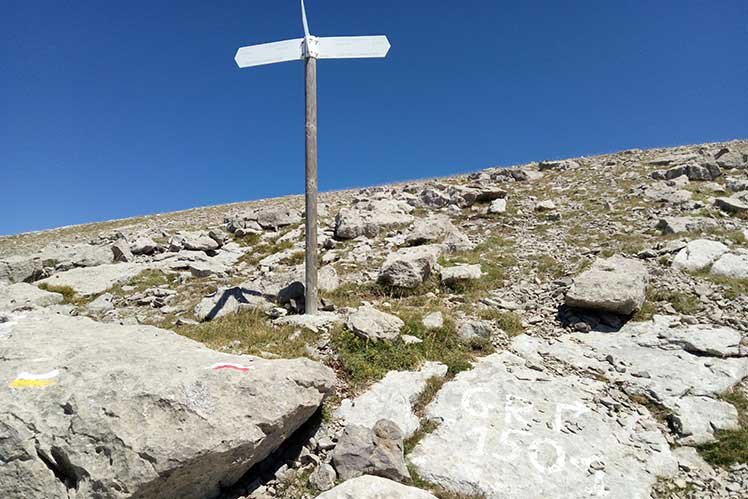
0;311;335;499
332;420;410;483
0;255;44;284
346;306;404;341
565;255;649;315
111;239;134;262
316;475;438;499
710;252;748;279
378;245;443;288
672;239;729;272
0;283;63;311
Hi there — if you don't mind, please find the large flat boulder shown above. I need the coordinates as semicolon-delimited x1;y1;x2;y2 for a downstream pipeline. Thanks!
334;200;414;240
335;362;448;438
37;263;146;296
0;311;334;499
518;315;748;445
409;352;676;499
565;255;648;315
316;475;438;499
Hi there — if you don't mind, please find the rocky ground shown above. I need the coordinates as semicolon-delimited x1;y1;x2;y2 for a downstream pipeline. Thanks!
1;139;748;499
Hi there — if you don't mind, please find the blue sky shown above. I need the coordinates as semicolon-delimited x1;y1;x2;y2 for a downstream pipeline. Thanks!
2;0;747;235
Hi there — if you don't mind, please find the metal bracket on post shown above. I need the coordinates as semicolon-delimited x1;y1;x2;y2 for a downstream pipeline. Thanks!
304;36;320;59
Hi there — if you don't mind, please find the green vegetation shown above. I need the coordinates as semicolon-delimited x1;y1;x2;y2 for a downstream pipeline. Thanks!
698;273;748;300
237;239;294;266
110;269;177;297
477;308;524;337
632;287;702;321
332;311;491;390
697;389;748;467
233;232;261;247
438;236;517;300
176;308;315;359
533;254;565;280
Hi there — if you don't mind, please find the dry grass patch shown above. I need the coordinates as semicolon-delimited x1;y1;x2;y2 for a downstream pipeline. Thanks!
176;308;315;359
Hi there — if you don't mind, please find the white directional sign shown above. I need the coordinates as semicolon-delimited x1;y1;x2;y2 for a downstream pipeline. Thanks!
235;35;390;68
235;38;304;68
234;0;391;314
317;36;391;59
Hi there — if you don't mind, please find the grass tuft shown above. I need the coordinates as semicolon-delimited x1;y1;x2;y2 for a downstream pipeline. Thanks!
697;389;748;467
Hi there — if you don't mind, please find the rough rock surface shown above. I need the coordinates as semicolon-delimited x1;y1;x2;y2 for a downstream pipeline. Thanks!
332;420;410;483
0;283;63;311
378;245;443;288
37;263;146;296
0;255;43;284
0;311;335;499
409;351;676;499
315;475;438;499
520;316;748;445
335;200;414;240
335;362;448;438
346;307;404;342
672;240;730;272
565;255;649;315
711;252;748;279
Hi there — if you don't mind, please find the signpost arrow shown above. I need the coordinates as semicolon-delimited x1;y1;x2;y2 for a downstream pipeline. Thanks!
234;1;391;315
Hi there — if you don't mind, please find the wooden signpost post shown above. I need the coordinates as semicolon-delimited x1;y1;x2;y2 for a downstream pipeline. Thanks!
235;1;391;315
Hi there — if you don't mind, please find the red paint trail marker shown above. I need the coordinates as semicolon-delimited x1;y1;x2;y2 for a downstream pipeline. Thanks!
207;363;251;372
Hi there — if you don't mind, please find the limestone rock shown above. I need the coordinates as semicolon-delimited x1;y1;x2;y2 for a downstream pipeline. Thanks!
254;206;302;230
422;311;444;330
523;316;748;445
656;163;721;181
37;263;145;296
672;239;729;272
711;252;748;279
457;319;499;341
111;239;134;262
656;216;717;235
440;264;481;285
0;255;44;284
0;283;63;311
0;311;335;499
488;198;507;214
335;362;448;438
538;159;580;171
309;463;337;492
316;475;438;499
319;266;340;292
378;245;443;288
335;200;414;240
86;292;115;314
346;306;404;341
715;191;748;214
714;146;748;169
130;237;160;255
332;420;410;483
666;396;740;445
409;352;676;499
535;200;557;211
405;215;471;251
174;233;220;252
565;255;648;315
